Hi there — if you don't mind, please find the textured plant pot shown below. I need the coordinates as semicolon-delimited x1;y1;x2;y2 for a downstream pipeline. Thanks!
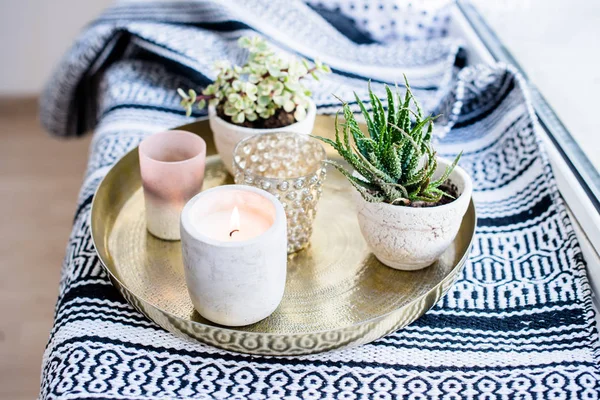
353;158;473;270
208;100;317;174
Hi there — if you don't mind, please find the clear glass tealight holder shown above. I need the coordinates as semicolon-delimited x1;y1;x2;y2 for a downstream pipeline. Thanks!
233;132;327;253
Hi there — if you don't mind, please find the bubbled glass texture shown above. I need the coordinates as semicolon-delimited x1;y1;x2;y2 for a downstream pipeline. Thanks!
233;132;327;253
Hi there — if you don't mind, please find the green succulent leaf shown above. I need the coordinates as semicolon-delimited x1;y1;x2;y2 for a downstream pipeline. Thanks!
177;88;189;100
294;106;307;121
176;36;330;126
232;112;245;124
283;99;295;113
354;92;377;142
313;76;464;206
326;161;385;203
431;151;463;187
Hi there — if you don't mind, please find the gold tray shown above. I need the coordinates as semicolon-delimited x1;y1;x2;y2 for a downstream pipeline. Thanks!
91;116;476;356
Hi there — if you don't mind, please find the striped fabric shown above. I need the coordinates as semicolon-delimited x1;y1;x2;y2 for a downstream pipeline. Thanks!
39;1;600;399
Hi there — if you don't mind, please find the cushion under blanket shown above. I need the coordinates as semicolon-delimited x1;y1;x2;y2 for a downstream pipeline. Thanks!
39;1;600;399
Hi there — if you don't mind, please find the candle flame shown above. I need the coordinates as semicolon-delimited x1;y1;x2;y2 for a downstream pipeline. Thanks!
229;206;240;237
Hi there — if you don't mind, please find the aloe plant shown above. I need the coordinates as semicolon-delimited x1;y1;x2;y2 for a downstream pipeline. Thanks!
178;36;330;125
314;78;462;205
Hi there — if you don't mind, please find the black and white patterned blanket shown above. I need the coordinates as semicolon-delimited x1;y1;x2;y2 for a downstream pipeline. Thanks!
39;1;600;398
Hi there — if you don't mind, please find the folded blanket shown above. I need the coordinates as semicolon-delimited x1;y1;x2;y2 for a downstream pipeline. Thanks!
39;1;600;399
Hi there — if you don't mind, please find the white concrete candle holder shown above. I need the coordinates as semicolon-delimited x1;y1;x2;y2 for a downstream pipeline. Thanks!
180;185;287;326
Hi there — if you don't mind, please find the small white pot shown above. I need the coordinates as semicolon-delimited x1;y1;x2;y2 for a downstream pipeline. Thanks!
208;100;317;174
353;158;473;270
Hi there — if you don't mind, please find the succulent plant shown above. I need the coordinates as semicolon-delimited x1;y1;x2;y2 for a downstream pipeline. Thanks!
314;78;462;206
178;36;330;125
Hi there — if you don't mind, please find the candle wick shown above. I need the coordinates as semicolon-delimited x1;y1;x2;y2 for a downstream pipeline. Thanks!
229;229;240;238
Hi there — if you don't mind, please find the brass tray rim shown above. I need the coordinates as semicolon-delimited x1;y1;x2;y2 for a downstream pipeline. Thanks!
89;117;477;354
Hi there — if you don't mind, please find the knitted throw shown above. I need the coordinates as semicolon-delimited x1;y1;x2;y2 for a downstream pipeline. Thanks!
39;1;600;398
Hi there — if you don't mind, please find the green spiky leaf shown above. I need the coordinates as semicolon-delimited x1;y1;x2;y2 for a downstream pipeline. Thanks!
314;76;464;206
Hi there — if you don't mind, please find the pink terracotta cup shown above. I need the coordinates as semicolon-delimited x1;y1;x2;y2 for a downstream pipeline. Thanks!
139;130;206;240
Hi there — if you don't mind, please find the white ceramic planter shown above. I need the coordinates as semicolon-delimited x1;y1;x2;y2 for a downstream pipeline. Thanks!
353;158;473;270
180;185;287;326
208;100;317;174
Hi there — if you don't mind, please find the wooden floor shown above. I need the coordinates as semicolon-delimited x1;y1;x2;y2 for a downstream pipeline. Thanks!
0;100;92;400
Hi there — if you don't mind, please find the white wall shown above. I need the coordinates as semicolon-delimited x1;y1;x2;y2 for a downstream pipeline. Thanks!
0;0;112;96
472;0;600;171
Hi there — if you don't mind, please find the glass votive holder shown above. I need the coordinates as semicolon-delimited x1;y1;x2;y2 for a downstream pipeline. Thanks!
232;132;327;253
139;130;206;240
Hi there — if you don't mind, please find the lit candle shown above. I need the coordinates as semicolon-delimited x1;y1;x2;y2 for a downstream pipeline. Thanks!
230;206;241;238
180;185;287;326
192;205;272;242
